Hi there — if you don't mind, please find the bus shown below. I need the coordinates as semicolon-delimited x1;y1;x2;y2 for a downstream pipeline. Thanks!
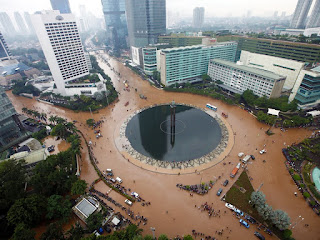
206;103;217;111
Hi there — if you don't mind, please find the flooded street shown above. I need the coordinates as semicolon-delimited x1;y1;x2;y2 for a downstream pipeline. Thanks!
7;52;320;240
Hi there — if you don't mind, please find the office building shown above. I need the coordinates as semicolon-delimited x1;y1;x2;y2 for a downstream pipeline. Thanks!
160;42;237;86
193;7;205;29
290;0;313;29
240;51;305;90
290;66;320;107
208;59;286;99
101;0;128;53
126;0;166;49
0;12;16;36
0;87;23;149
50;0;71;14
14;12;28;34
307;0;320;28
158;35;203;47
237;37;320;63
0;32;12;61
31;11;89;95
24;12;35;35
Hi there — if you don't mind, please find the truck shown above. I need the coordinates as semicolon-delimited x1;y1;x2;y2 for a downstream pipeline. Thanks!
230;163;241;178
242;155;251;164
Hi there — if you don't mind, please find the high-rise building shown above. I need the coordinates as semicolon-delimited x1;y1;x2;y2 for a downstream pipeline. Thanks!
160;42;237;86
101;0;128;53
0;32;12;61
50;0;71;14
307;0;320;28
0;87;23;150
14;12;28;34
0;12;16;36
126;0;166;49
31;10;89;95
193;7;205;29
24;12;35;35
273;11;278;18
290;0;313;29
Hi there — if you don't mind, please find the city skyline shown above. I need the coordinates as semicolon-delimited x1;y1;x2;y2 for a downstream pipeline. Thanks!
0;0;304;18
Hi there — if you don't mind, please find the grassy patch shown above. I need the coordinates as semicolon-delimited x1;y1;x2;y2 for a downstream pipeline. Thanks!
225;171;262;221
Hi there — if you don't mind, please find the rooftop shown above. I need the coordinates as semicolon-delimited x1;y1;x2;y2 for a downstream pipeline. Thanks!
211;59;286;80
75;198;98;219
161;41;237;53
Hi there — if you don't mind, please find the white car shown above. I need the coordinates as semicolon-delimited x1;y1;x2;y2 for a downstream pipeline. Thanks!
124;199;133;206
225;203;235;211
131;192;139;198
259;149;266;154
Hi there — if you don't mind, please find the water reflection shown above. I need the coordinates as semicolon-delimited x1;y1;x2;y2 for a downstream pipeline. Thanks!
125;105;222;162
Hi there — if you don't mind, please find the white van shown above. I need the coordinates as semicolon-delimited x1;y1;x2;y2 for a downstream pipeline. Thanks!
106;169;113;172
116;177;122;183
124;199;132;206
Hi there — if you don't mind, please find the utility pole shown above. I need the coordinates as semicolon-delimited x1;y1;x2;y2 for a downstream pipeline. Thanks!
89;107;93;119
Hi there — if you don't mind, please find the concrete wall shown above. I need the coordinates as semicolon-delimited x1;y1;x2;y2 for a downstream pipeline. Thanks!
240;50;305;90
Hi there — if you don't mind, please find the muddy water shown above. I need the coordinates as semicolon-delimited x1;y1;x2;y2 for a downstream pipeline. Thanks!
7;53;320;240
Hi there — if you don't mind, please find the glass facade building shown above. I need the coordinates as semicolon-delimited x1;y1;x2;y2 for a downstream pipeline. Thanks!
50;0;71;14
160;42;237;86
126;0;166;48
101;0;128;54
295;73;320;105
0;88;21;148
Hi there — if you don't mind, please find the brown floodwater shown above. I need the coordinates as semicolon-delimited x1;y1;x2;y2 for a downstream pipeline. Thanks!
7;52;320;240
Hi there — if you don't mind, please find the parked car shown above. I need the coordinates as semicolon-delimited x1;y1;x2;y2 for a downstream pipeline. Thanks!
225;203;235;211
245;215;256;224
250;155;255;160
116;177;123;183
240;219;250;228
223;180;229;186
216;188;223;196
254;231;265;240
110;178;116;183
107;172;113;176
124;199;132;206
234;208;244;216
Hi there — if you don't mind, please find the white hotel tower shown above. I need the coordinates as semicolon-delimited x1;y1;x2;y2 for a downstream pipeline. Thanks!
31;10;89;95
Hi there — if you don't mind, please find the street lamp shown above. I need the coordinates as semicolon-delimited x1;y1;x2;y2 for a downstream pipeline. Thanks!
150;227;156;240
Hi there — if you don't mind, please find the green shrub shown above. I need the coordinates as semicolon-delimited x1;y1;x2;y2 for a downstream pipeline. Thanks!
289;169;294;173
300;183;305;188
309;185;320;200
309;200;316;206
293;174;301;181
303;172;311;184
303;192;310;198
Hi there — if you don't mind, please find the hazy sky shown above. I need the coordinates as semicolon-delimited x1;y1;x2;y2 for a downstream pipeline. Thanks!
0;0;301;18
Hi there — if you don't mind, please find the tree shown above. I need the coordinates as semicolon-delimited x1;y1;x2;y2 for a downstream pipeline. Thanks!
143;236;153;240
94;91;104;101
251;191;266;207
0;160;26;211
283;229;292;239
86;212;103;232
40;222;65;240
66;222;85;240
7;194;47;227
183;235;194;240
46;195;72;222
158;234;169;240
12;224;36;240
71;179;88;195
270;210;291;230
257;204;273;221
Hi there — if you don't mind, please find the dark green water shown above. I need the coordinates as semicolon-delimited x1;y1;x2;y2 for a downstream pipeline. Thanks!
125;105;222;162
